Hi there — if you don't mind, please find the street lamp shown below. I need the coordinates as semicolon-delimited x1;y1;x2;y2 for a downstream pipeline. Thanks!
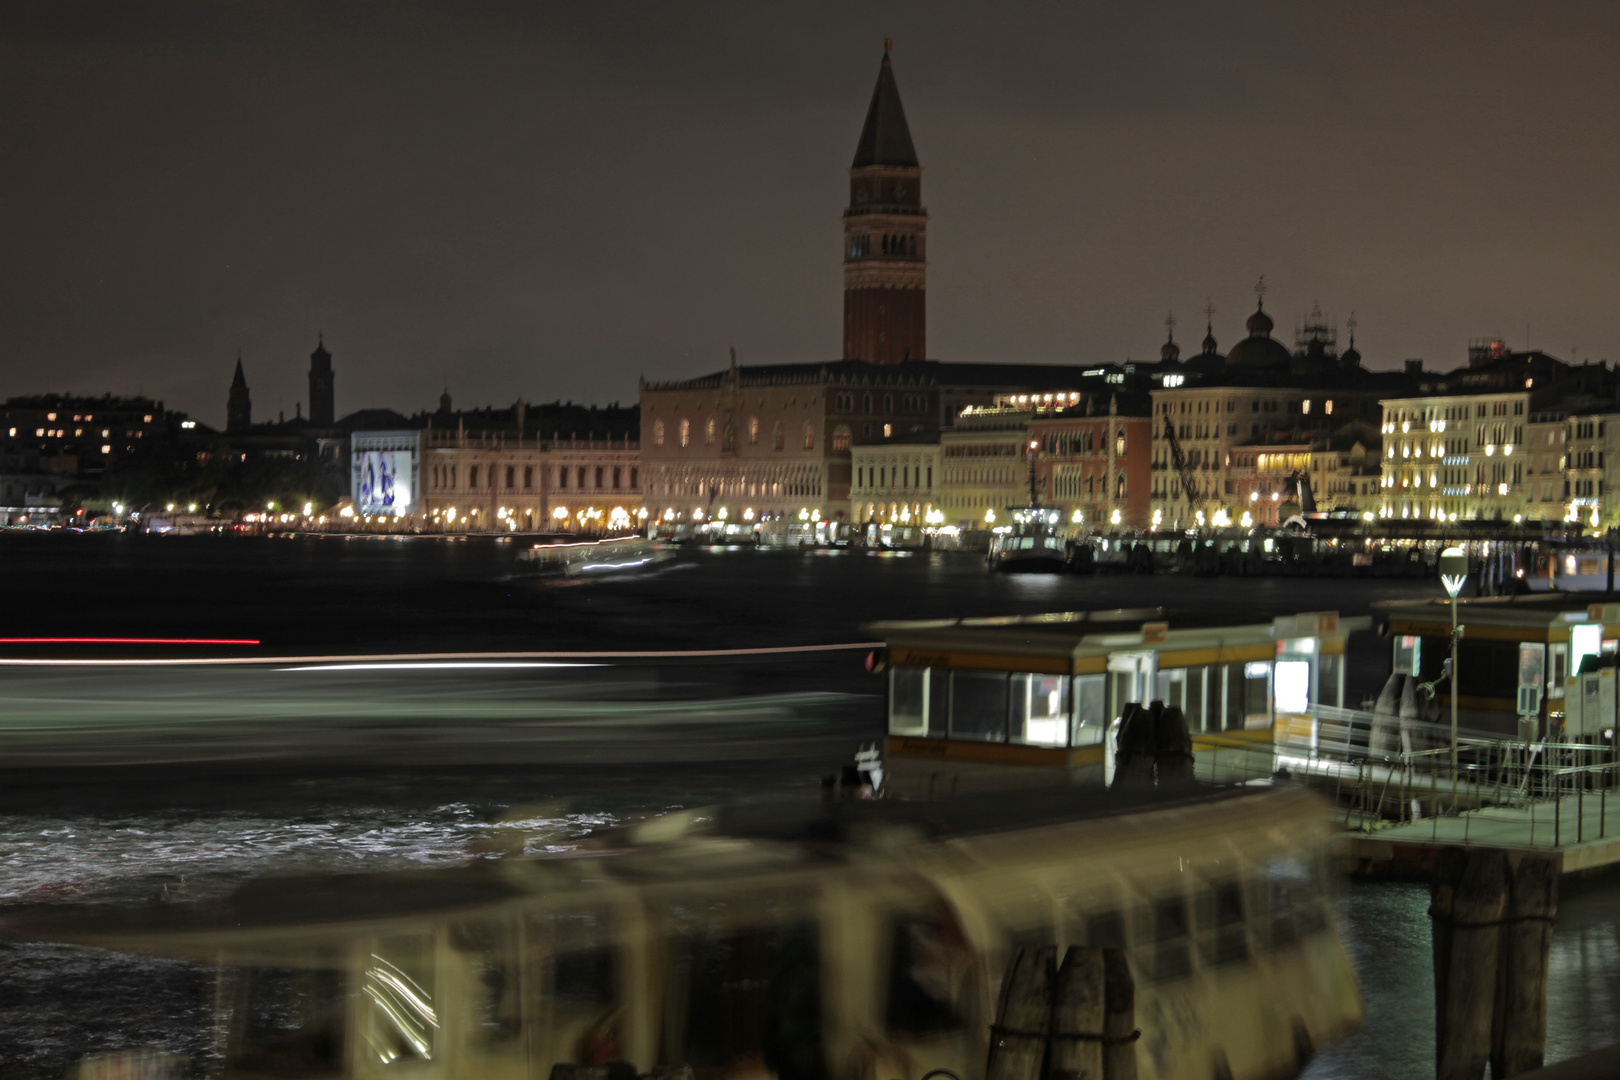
1439;546;1469;786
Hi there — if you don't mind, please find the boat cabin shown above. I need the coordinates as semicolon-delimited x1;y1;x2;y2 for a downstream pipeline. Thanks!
1379;595;1620;740
870;607;1364;796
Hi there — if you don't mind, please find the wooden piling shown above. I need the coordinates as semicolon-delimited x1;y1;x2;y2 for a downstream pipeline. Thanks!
987;946;1055;1080
1048;947;1105;1080
1491;854;1560;1078
1102;948;1137;1080
1432;848;1510;1080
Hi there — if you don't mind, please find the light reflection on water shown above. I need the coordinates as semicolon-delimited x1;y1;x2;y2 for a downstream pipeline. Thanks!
1304;876;1620;1079
0;803;619;906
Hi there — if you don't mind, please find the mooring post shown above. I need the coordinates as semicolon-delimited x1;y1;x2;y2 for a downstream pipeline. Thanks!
1432;848;1510;1080
987;946;1055;1080
1048;947;1105;1080
1491;854;1559;1078
1101;949;1137;1080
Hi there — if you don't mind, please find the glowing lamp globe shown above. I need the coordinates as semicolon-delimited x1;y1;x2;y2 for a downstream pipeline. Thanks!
1439;547;1468;598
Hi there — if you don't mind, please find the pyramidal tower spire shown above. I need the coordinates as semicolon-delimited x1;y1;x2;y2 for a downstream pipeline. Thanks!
842;41;926;365
227;351;252;432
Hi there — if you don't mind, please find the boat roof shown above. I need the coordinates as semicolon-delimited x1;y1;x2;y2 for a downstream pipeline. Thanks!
868;607;1360;664
1380;595;1620;638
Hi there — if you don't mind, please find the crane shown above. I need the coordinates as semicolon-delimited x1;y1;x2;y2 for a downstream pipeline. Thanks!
1162;416;1201;514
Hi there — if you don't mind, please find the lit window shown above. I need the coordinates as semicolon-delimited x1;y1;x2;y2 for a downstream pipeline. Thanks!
101;445;111;454
47;412;56;421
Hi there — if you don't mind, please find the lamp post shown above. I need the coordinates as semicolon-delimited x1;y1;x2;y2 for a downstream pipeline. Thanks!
1439;546;1470;787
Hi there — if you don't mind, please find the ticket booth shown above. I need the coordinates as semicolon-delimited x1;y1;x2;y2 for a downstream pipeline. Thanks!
870;607;1362;797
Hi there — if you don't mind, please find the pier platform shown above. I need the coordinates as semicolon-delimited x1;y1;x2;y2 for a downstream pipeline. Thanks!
1339;790;1620;877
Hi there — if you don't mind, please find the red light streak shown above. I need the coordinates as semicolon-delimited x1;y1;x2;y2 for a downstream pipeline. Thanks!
0;637;261;645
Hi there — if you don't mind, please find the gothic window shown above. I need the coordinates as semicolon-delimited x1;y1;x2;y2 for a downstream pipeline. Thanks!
773;423;785;451
803;424;815;451
833;424;851;451
722;423;736;451
748;417;759;444
864;393;873;414
680;419;690;447
836;392;853;412
1117;475;1126;499
705;418;716;445
654;419;665;447
884;394;895;415
1116;432;1127;457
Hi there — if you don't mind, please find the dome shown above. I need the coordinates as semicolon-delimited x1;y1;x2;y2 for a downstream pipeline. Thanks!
1227;300;1291;368
1201;325;1219;355
1244;300;1274;338
1160;335;1180;362
1341;336;1362;366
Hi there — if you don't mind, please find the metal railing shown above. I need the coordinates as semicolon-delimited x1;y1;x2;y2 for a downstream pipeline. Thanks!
1194;702;1620;848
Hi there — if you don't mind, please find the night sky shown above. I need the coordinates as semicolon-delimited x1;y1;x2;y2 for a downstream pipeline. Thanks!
5;3;1619;428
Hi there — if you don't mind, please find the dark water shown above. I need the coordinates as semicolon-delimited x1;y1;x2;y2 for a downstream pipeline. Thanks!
0;533;1616;1078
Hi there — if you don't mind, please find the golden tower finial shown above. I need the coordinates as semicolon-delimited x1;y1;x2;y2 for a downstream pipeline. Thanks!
884;37;893;54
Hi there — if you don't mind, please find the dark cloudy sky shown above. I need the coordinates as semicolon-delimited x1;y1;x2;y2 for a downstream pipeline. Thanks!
4;3;1619;427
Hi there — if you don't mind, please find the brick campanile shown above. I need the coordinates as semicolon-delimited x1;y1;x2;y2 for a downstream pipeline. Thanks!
843;45;926;365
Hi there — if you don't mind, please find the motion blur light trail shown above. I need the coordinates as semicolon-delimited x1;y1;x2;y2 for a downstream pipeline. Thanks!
0;642;884;666
0;637;261;645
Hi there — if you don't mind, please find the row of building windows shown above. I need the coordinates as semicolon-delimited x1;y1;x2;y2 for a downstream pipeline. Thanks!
428;464;638;493
855;464;934;491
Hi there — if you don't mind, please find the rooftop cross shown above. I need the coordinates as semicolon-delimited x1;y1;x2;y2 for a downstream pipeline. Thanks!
1254;276;1267;306
1164;311;1176;339
1202;297;1216;324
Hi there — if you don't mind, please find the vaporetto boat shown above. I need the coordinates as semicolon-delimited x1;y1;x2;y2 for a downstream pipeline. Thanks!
3;784;1360;1080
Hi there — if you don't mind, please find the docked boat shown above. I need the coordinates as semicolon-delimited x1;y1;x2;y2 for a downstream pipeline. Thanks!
986;508;1068;572
1;784;1361;1080
515;534;673;577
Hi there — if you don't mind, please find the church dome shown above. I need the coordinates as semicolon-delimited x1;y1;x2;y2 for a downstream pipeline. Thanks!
1244;301;1274;338
1226;300;1291;368
1201;325;1219;355
1341;333;1361;366
1161;335;1180;362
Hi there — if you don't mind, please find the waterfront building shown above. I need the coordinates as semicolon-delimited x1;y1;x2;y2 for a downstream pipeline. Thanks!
937;407;1033;529
1524;410;1569;524
1562;410;1620;529
1027;391;1152;529
353;402;643;532
1;393;173;479
848;432;941;528
1306;421;1384;517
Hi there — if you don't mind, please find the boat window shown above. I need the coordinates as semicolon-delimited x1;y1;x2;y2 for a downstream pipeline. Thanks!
886;915;973;1036
366;933;437;1065
229;963;345;1074
1153;667;1185;713
1261;854;1328;950
1084;909;1127;951
1319;652;1344;709
1182;667;1209;732
889;667;929;736
451;919;522;1045
1195;880;1249;967
1011;673;1068;746
1144;896;1192;983
1071;675;1107;746
949;671;1009;742
666;918;825;1079
1224;662;1272;730
1275;659;1311;715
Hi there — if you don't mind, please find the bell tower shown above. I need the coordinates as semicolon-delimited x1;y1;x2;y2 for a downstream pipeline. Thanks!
843;42;926;365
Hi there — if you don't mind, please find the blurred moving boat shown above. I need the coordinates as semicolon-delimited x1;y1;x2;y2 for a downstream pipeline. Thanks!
2;785;1361;1080
516;535;673;577
986;508;1068;573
